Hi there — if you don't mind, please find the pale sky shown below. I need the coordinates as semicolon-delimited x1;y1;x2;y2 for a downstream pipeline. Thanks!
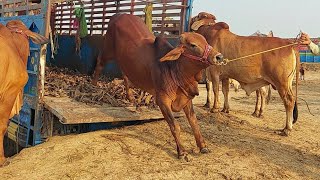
192;0;320;38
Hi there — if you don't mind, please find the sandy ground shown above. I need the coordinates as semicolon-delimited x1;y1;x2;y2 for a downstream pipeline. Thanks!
1;69;319;180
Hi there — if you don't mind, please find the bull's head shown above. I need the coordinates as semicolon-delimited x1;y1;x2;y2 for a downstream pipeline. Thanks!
6;20;48;44
160;32;224;65
191;12;217;31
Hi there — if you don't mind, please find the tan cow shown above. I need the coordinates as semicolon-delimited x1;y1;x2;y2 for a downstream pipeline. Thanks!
92;14;224;160
199;16;273;118
0;20;48;166
191;12;299;135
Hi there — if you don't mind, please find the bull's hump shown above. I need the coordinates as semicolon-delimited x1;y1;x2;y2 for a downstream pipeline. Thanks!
113;14;154;40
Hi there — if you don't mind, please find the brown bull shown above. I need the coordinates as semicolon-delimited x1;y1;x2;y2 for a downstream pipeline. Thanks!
191;12;299;135
0;20;48;165
92;14;224;160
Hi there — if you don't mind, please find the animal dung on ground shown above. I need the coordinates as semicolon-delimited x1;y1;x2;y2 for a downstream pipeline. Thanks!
44;66;156;108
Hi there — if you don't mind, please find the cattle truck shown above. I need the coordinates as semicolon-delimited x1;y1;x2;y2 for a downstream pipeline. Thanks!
0;0;194;156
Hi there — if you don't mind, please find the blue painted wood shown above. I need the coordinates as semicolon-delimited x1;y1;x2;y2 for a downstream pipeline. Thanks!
185;0;194;32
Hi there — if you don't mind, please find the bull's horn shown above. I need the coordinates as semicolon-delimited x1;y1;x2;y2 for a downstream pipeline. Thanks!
191;20;204;31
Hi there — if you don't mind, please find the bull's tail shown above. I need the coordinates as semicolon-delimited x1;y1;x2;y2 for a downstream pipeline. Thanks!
293;48;300;124
266;85;271;105
293;101;298;124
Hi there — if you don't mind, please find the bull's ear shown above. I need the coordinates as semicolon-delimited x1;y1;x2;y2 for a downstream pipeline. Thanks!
160;46;184;62
24;30;49;45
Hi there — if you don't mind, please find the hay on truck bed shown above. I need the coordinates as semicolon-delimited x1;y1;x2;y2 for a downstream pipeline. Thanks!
43;66;183;124
44;66;156;107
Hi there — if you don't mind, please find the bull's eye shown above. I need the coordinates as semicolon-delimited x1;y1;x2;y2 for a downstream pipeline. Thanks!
190;43;197;48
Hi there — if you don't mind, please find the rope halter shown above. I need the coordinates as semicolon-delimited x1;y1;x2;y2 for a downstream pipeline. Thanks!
182;44;213;65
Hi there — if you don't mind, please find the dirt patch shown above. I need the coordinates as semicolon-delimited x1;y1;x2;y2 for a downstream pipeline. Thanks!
303;62;320;72
1;66;320;180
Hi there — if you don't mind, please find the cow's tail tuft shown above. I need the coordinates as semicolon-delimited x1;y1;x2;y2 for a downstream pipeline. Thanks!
293;48;300;124
293;101;298;124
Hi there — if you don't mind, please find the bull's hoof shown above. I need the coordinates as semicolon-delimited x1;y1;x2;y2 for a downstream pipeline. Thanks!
178;153;192;162
210;108;219;113
91;81;98;86
203;103;211;108
200;147;210;154
280;128;291;136
0;157;7;167
252;112;259;117
221;108;229;113
258;114;264;119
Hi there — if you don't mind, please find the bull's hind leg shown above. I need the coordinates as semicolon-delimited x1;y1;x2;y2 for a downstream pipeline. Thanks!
252;89;261;117
0;115;9;166
204;80;213;108
0;93;19;166
278;87;295;136
183;101;208;153
92;34;115;85
210;74;220;113
221;78;230;113
258;87;268;118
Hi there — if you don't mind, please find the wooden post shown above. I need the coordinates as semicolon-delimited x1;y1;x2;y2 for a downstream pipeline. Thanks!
102;0;106;35
161;0;166;35
130;0;134;15
39;0;52;102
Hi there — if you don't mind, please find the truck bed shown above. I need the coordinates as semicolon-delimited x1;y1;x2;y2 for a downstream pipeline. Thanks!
43;96;185;124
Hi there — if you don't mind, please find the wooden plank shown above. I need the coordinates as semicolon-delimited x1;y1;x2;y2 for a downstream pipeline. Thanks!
2;4;41;12
43;96;184;124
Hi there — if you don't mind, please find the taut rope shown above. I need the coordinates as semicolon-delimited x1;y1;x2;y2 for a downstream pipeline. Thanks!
222;42;299;64
221;31;303;65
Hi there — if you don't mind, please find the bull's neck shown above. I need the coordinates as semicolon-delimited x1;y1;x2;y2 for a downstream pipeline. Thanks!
12;35;30;66
161;59;206;100
177;57;206;79
197;26;212;35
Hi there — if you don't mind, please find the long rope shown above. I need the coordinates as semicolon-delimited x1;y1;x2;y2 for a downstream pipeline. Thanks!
225;42;298;63
298;97;315;116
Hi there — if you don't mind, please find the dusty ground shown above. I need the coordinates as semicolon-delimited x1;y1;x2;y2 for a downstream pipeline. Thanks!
1;67;320;180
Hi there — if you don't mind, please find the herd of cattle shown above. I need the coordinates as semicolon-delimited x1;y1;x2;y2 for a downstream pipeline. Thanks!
0;12;300;164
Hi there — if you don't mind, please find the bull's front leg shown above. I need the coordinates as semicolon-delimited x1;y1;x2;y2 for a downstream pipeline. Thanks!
92;54;106;86
156;96;188;161
221;78;230;113
210;74;220;113
183;101;209;154
92;34;114;86
123;75;135;104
